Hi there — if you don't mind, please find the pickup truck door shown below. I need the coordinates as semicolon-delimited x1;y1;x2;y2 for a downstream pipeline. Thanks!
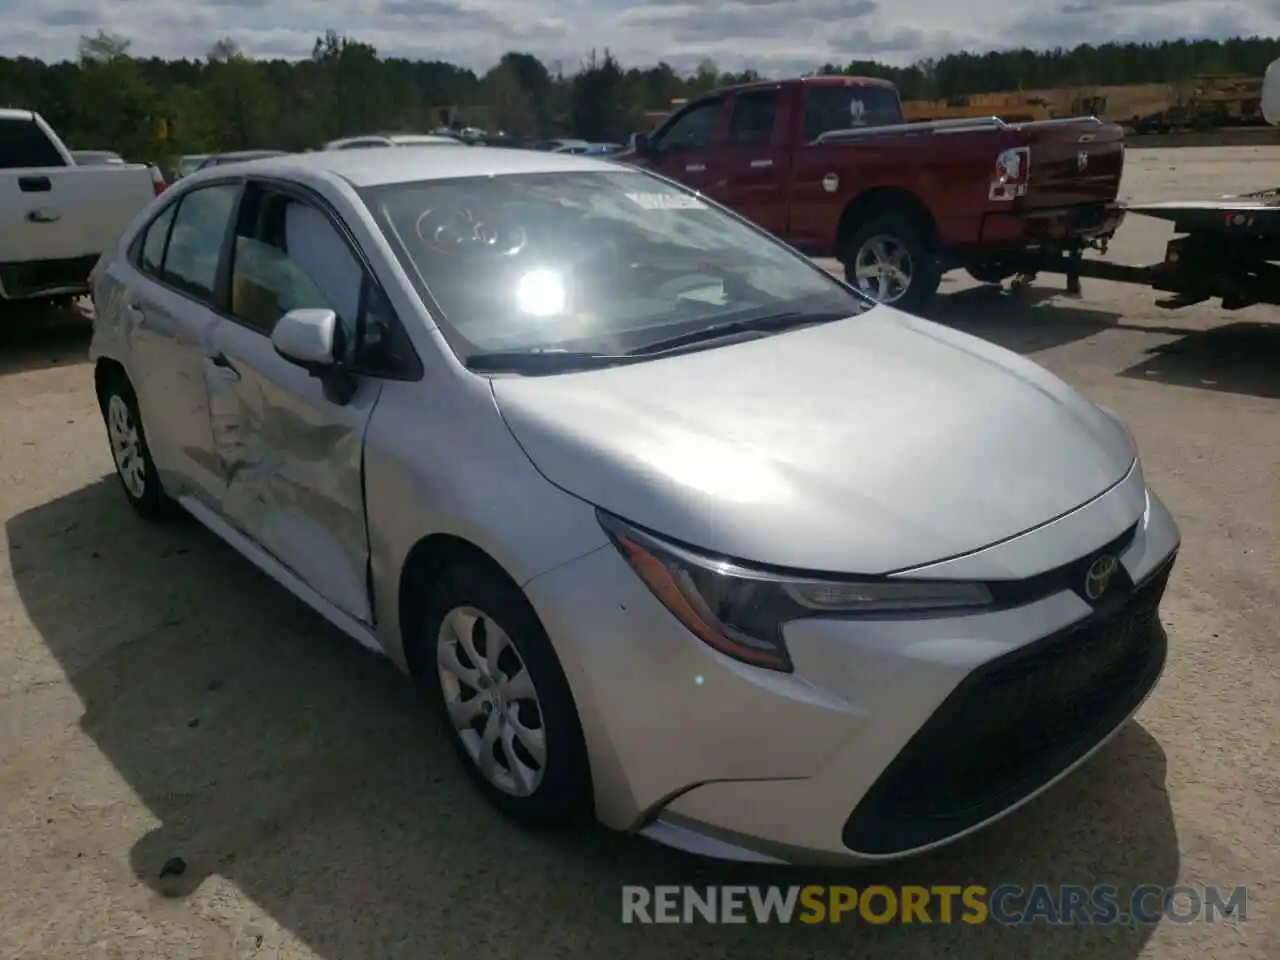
641;97;727;194
202;183;381;624
0;113;156;276
712;87;792;237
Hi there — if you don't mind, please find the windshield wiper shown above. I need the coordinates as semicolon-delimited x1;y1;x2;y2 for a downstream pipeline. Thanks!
464;350;629;373
627;310;847;356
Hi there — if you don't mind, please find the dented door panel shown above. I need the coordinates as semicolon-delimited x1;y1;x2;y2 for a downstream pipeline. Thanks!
204;318;380;623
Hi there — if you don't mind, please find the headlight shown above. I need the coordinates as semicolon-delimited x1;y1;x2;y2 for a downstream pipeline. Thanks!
598;511;993;673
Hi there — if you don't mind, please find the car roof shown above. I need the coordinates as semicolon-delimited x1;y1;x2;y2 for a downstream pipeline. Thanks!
210;146;625;187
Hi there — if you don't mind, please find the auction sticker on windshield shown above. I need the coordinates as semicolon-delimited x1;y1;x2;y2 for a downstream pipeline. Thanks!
625;192;708;210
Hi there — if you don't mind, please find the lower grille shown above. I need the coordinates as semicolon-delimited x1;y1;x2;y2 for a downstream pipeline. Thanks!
842;555;1174;856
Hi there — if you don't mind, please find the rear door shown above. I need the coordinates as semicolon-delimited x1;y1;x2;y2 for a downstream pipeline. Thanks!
111;181;241;504
641;98;727;193
203;180;390;623
713;87;791;236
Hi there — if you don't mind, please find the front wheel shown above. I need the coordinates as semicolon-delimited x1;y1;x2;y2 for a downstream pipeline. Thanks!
421;561;592;826
841;213;942;313
97;372;180;521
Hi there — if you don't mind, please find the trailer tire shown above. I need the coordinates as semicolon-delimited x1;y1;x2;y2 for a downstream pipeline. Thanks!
841;212;942;314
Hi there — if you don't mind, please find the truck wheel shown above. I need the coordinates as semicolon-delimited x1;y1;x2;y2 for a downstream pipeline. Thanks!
966;260;1016;285
842;213;942;313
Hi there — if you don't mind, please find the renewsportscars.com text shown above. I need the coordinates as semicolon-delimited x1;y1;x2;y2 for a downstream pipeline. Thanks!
621;884;1249;926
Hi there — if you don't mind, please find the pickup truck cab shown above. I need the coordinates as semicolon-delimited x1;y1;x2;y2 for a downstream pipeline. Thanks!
621;75;1126;311
0;109;162;305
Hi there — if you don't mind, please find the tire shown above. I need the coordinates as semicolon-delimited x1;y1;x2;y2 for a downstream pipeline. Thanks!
97;371;181;522
419;560;592;826
841;211;942;314
966;260;1016;285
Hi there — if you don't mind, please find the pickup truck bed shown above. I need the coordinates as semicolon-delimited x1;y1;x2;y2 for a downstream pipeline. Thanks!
0;109;160;302
622;76;1127;312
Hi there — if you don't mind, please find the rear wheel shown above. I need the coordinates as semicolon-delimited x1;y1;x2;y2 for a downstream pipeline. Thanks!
97;371;180;521
842;212;942;313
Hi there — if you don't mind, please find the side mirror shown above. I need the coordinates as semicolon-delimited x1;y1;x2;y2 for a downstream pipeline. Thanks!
632;132;654;157
272;308;359;405
272;307;338;370
1264;57;1279;126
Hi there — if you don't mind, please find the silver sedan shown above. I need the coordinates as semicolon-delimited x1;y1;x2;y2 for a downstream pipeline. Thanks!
88;148;1180;865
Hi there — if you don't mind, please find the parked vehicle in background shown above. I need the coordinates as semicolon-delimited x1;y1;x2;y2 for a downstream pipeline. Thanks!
0;109;163;306
584;142;624;155
619;75;1127;311
323;134;464;150
71;150;125;165
175;155;210;179
530;138;590;152
195;150;289;171
89;147;1178;867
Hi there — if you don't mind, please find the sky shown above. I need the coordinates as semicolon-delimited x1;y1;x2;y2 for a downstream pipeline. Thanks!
4;0;1279;75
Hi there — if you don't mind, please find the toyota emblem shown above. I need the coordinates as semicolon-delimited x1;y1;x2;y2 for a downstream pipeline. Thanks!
1083;554;1119;601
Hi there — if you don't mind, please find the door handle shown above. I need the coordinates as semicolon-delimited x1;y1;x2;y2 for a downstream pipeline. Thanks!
750;159;774;169
208;353;240;379
685;163;706;172
124;301;147;325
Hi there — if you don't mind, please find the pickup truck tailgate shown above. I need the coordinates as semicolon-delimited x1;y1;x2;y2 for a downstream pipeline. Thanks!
1018;119;1125;209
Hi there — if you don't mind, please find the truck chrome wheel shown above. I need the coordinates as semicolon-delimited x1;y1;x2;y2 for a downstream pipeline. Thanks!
851;234;913;304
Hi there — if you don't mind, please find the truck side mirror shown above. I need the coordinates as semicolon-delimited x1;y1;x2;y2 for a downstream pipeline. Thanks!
1263;58;1279;126
632;133;654;157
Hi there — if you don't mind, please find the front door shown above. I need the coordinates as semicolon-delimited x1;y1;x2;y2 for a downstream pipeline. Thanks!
641;97;727;194
203;182;382;623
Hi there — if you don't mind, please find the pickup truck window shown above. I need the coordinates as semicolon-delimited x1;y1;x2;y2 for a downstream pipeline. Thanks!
0;116;66;169
654;100;724;152
162;184;239;303
803;85;903;140
728;90;779;146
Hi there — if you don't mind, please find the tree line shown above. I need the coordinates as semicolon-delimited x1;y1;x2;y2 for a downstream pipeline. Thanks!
4;30;1279;164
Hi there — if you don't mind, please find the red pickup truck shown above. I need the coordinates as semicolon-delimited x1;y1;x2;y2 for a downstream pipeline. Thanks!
619;75;1126;311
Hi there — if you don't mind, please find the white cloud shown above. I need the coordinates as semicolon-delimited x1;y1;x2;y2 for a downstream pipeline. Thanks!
4;0;1277;73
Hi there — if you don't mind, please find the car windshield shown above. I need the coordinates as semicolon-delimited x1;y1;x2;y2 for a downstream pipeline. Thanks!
361;170;865;364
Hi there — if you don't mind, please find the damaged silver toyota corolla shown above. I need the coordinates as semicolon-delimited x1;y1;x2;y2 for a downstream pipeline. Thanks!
89;146;1179;865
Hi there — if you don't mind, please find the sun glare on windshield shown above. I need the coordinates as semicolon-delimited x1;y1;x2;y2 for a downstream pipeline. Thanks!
516;268;566;317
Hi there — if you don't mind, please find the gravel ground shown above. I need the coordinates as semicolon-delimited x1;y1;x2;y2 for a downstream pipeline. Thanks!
0;147;1276;959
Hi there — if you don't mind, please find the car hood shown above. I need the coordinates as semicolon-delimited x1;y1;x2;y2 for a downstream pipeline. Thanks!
490;306;1136;575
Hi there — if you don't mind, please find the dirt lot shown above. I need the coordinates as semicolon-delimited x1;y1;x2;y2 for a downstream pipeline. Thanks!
0;147;1276;959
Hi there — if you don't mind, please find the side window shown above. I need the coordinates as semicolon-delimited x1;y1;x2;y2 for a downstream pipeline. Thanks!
228;187;413;373
0;116;66;169
136;203;178;278
804;86;904;140
162;184;239;302
727;90;779;147
654;100;724;152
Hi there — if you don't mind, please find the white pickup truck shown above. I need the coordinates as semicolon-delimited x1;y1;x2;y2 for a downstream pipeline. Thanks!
0;109;161;305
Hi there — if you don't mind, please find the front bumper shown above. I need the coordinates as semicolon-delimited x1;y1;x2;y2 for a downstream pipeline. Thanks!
523;476;1180;866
